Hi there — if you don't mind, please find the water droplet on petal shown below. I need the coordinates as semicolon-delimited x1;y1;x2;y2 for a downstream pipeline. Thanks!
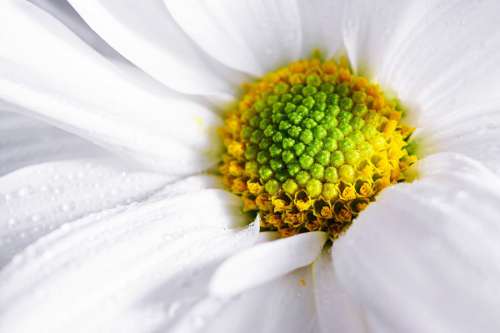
167;301;181;318
193;316;205;329
17;187;33;197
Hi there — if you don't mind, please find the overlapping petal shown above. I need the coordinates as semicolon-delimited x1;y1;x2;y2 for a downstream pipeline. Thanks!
0;179;258;332
210;231;327;298
0;109;107;176
166;0;303;76
67;0;243;98
319;153;500;332
0;1;222;175
313;251;366;333
0;158;176;267
173;267;318;333
340;0;500;172
29;0;126;62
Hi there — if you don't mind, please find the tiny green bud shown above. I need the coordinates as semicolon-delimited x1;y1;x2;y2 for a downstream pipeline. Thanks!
259;166;273;180
322;183;338;200
270;159;283;171
296;170;311;185
324;167;338;182
299;154;314;169
339;164;355;183
282;150;295;163
306;179;323;197
288;163;301;176
310;163;325;179
331;151;345;167
323;137;337;152
294;142;306;155
257;151;270;164
283;179;298;195
315;150;331;165
269;144;282;157
300;129;314;144
282;137;295;149
265;179;280;194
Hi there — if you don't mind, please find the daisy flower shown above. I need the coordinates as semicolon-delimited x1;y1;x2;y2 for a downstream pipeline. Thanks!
1;0;500;332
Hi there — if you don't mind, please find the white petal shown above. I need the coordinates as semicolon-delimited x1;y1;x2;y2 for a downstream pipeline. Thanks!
313;250;367;333
372;1;500;172
298;0;346;57
341;0;500;172
0;1;222;175
0;187;258;333
172;267;319;333
68;0;243;98
29;0;126;62
166;0;303;76
0;109;107;176
0;158;178;267
415;100;500;174
210;230;327;298
383;0;500;118
330;153;500;332
342;0;432;78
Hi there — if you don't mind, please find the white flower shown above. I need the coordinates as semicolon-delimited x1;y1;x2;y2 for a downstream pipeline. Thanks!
1;0;500;332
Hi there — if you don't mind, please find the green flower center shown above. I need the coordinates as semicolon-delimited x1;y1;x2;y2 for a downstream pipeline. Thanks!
220;54;417;238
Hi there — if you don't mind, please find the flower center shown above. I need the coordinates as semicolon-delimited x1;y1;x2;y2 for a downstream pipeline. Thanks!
220;54;417;239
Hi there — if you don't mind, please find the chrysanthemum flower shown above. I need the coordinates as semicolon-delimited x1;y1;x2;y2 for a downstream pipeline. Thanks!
1;0;500;332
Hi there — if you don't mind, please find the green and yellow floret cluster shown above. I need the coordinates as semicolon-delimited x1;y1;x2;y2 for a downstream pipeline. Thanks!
220;55;417;238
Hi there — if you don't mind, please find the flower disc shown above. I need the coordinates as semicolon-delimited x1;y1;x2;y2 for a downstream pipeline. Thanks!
220;54;417;238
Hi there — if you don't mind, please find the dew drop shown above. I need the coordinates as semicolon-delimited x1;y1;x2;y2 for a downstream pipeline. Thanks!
61;203;75;212
167;301;181;318
193;316;205;329
60;223;71;232
17;187;32;197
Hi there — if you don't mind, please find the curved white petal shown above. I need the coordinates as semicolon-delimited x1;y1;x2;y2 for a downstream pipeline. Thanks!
0;109;108;176
210;230;327;298
383;0;500;120
172;267;318;333
29;0;126;62
415;100;500;174
369;0;500;173
67;0;243;98
166;0;303;76
298;0;345;58
0;158;178;267
0;1;222;175
329;153;500;332
313;250;367;333
341;0;500;172
0;187;258;333
342;0;433;78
